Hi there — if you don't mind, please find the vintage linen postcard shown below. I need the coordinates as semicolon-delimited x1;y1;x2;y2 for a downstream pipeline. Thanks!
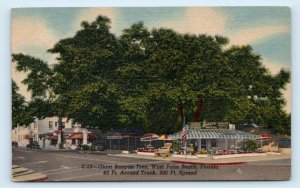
11;7;291;181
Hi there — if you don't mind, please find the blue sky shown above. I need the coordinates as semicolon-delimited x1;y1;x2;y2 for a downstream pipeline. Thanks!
11;7;291;112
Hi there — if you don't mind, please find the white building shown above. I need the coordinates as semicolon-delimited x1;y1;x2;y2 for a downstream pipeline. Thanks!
11;125;31;147
12;117;103;149
12;117;81;149
168;122;260;154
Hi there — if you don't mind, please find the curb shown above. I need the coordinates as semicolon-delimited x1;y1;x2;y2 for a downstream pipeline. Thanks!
12;165;48;182
172;160;246;166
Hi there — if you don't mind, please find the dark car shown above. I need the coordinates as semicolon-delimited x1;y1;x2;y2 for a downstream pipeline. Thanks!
26;141;41;149
276;138;291;148
12;141;18;148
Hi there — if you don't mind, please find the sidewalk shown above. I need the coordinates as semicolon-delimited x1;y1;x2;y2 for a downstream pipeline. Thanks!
12;165;48;182
112;152;291;164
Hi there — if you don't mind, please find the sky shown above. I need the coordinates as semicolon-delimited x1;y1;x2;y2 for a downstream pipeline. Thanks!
11;7;291;112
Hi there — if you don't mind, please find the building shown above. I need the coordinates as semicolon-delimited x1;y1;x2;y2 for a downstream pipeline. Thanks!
12;117;80;148
64;126;102;149
28;117;81;149
12;117;99;149
11;125;31;147
168;122;260;153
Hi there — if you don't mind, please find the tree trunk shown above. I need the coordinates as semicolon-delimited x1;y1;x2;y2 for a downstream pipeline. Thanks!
58;116;63;144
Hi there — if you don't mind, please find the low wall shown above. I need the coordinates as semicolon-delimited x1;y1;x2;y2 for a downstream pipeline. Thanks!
278;148;291;155
212;153;267;159
262;141;279;152
172;154;197;159
137;152;155;156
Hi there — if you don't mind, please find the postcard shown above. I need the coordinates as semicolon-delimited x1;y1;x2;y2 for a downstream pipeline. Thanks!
11;7;291;181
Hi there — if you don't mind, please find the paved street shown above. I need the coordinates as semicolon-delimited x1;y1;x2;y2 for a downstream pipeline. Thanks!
12;148;291;181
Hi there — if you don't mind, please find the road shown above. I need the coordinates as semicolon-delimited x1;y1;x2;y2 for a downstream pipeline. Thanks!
12;149;291;181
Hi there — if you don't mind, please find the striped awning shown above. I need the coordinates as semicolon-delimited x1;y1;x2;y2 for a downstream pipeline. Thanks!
168;129;260;140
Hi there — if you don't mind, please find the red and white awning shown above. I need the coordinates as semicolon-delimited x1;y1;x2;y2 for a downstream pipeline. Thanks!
140;133;159;141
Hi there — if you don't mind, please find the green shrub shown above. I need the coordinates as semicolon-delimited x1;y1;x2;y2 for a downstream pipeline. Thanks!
97;145;105;151
172;141;179;153
91;145;96;151
243;140;259;152
198;149;207;155
59;143;64;149
81;144;91;151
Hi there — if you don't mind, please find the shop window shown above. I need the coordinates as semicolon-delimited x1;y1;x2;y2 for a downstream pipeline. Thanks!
51;139;57;146
211;139;217;147
61;122;65;128
201;139;207;150
49;121;53;129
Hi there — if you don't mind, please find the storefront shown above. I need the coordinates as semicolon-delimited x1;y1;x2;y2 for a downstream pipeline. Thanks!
168;129;260;153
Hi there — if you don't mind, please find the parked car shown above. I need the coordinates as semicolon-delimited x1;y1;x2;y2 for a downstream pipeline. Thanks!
276;138;291;148
26;141;41;149
12;141;18;148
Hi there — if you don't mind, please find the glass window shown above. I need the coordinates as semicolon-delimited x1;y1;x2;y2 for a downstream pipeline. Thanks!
61;122;65;128
55;122;58;127
49;121;53;129
211;139;217;147
201;139;207;150
51;139;57;146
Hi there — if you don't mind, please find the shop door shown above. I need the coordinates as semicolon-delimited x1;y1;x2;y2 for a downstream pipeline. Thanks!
201;139;207;150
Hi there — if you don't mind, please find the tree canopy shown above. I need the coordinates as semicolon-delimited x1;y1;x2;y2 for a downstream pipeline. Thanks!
12;15;291;134
12;80;34;127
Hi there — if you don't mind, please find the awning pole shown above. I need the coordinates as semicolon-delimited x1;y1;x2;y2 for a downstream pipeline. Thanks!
185;140;187;159
128;137;129;151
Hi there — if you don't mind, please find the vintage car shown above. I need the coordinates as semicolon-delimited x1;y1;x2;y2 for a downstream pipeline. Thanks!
155;143;172;157
26;141;41;149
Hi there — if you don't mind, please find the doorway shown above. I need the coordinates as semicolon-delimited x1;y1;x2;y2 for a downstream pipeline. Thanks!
201;139;207;150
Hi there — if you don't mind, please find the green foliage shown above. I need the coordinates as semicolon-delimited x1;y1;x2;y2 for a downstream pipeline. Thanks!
81;144;91;151
172;140;179;153
198;149;207;155
12;15;291;135
243;140;259;152
12;80;34;127
12;54;52;98
59;143;64;149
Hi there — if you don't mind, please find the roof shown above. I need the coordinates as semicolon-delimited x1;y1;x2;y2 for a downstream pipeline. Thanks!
87;133;97;140
47;135;58;140
67;133;82;140
140;133;159;141
24;134;33;139
67;133;97;140
106;132;123;139
115;127;144;136
168;129;260;140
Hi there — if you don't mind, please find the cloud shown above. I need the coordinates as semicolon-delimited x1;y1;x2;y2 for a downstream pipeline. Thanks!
262;58;289;75
73;8;118;34
12;63;32;101
262;58;291;113
228;25;289;45
161;7;226;36
12;16;60;100
283;83;291;113
12;16;58;54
